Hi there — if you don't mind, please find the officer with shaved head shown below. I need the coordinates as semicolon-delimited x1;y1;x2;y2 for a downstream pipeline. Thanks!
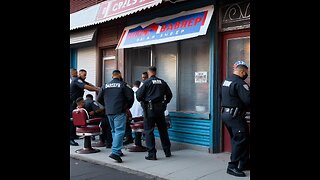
221;60;250;177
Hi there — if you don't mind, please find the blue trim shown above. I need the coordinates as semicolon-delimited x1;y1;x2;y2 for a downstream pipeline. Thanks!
209;13;215;152
169;112;209;120
70;49;77;69
155;116;211;146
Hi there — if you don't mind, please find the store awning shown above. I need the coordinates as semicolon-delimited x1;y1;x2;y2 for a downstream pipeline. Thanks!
70;28;97;44
70;0;163;30
116;5;214;49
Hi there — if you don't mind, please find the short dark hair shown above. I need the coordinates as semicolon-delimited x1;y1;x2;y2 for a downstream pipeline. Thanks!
133;80;141;87
76;97;84;104
148;66;157;72
142;72;148;76
79;69;86;73
86;94;93;99
112;70;121;74
236;64;248;70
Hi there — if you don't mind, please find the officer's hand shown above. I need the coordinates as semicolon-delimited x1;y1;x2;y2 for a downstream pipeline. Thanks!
96;87;101;92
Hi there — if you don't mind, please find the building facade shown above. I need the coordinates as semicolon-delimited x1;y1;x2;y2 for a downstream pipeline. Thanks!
70;0;250;153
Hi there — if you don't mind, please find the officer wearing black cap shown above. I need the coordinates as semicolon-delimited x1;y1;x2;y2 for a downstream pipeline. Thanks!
97;70;134;163
136;66;173;160
221;60;250;177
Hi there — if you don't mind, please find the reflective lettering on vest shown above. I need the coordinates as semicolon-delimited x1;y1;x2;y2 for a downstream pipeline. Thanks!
223;80;232;87
152;80;162;84
106;83;121;88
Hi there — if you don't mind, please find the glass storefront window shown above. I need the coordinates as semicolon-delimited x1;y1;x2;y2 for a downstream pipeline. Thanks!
125;34;210;113
179;35;210;112
155;42;177;111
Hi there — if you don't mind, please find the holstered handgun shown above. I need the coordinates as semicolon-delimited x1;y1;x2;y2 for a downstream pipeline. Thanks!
232;107;239;118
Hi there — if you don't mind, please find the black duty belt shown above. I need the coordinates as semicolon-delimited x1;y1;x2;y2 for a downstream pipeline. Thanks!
222;107;235;113
222;107;245;118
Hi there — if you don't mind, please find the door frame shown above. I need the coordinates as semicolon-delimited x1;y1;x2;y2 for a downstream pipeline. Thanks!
221;29;250;152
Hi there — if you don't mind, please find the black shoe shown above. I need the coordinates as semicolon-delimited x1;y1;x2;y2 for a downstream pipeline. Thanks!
123;138;133;145
226;167;245;177
239;164;250;171
164;150;171;157
145;154;157;160
109;153;122;163
70;140;79;146
119;152;124;157
239;161;250;171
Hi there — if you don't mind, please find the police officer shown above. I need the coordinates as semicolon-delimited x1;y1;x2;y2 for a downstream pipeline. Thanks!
84;94;113;148
221;60;250;177
136;66;173;160
97;70;134;163
70;68;100;146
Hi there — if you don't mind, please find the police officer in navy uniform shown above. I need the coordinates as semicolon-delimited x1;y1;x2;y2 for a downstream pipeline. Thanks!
136;66;173;160
221;60;250;177
70;69;100;146
97;70;134;163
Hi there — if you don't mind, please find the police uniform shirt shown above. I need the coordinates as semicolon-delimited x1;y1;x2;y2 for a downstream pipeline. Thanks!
97;78;134;115
221;74;250;110
136;76;173;104
70;77;89;102
84;99;100;113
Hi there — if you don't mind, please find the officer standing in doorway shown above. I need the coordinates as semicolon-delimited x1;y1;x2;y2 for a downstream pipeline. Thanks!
221;60;250;177
136;66;173;160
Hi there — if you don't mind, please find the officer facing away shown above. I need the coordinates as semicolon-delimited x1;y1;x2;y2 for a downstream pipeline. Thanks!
221;60;250;177
97;70;134;163
136;66;173;160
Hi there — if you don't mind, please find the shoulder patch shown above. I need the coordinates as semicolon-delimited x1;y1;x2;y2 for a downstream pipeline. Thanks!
77;79;83;83
222;80;232;87
243;84;249;91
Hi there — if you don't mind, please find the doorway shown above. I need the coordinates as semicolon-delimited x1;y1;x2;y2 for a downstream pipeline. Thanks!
221;30;250;152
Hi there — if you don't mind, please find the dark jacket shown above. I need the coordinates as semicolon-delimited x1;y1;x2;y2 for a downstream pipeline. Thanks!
97;78;134;115
221;74;250;110
136;75;173;104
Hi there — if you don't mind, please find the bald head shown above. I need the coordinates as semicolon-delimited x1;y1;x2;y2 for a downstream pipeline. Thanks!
147;66;157;77
234;65;249;80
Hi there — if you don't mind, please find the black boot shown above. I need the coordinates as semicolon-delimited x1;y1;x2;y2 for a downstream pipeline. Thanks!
145;153;157;160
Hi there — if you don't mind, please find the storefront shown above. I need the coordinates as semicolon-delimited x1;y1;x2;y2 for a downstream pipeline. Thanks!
117;2;218;152
70;0;250;153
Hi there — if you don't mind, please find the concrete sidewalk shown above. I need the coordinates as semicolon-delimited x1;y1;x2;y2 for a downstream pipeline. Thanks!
70;139;250;180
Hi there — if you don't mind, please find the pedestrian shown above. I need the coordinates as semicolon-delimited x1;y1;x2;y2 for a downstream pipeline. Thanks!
129;80;147;151
97;70;134;163
140;72;148;87
70;68;100;146
136;66;173;160
221;60;250;177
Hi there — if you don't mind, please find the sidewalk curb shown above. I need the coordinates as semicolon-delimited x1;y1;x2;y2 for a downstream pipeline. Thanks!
70;153;167;180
